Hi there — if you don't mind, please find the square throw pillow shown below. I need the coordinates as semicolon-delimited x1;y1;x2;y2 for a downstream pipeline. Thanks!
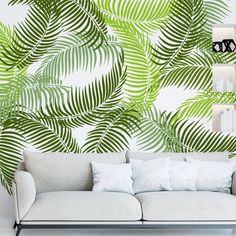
186;158;234;193
130;158;170;194
91;162;133;195
169;161;199;191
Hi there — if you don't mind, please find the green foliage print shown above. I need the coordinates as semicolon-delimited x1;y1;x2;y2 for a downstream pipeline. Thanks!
0;0;236;194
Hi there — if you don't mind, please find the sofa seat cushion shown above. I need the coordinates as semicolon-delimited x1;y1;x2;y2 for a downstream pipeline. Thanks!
22;191;142;222
135;192;236;221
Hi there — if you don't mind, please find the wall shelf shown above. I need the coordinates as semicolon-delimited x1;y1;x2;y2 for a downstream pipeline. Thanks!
212;104;236;135
212;24;236;52
213;64;236;92
213;24;236;41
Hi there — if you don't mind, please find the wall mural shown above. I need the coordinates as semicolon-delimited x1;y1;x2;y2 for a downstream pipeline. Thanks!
1;0;236;194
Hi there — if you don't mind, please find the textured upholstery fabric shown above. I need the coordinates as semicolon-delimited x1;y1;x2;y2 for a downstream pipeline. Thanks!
24;151;126;193
169;161;199;191
13;171;36;223
17;162;26;171
186;158;234;193
135;191;236;221
131;158;170;193
126;151;229;162
91;162;133;194
232;172;236;196
22;191;142;221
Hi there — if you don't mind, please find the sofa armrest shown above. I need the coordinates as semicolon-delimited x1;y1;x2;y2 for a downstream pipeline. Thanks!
13;171;36;223
232;171;236;196
17;161;26;171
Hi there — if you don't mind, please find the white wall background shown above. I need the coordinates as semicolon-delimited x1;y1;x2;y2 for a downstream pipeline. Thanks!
0;0;236;235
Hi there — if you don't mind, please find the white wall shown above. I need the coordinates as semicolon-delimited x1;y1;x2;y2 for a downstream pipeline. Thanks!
0;0;236;233
225;0;236;24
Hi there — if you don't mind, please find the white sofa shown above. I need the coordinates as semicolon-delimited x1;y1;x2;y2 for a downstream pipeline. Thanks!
13;151;236;236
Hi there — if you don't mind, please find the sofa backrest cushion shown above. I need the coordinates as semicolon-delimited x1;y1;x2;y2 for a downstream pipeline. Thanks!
24;151;126;193
126;152;229;162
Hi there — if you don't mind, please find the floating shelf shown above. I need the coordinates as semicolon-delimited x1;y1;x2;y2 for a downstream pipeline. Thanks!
213;24;236;41
212;104;236;135
212;64;236;92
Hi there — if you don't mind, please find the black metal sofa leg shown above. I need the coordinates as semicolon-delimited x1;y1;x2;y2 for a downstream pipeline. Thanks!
15;225;22;236
13;221;17;229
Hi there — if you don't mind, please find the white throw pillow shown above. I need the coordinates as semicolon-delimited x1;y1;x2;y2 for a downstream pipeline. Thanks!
230;158;236;171
91;162;133;195
169;161;199;191
130;158;170;194
186;158;234;193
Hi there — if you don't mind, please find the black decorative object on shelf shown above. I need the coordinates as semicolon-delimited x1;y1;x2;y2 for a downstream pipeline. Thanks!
222;39;236;52
213;41;223;52
213;39;236;53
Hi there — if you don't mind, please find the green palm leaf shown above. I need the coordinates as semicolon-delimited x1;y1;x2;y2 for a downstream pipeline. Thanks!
114;28;160;107
203;0;229;31
195;0;229;50
9;0;47;5
0;22;27;119
219;53;236;64
0;21;13;46
19;74;69;112
0;74;69;121
82;105;140;153
15;74;71;112
42;57;126;128
37;34;122;79
94;0;171;34
8;0;55;9
136;106;236;153
11;112;80;153
0;21;27;96
177;90;236;120
160;51;222;90
59;0;107;47
1;5;61;69
152;0;206;68
158;50;236;90
0;124;25;194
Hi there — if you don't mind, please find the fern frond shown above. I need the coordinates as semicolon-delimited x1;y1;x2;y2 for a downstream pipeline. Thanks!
114;29;160;107
177;90;236;119
194;0;229;51
0;22;27;120
1;5;61;69
42;57;126;128
0;74;69;121
152;0;206;68
11;112;80;153
0;125;25;194
203;0;229;31
136;106;236;153
160;51;221;90
94;0;172;34
59;0;107;47
82;104;140;153
37;34;122;79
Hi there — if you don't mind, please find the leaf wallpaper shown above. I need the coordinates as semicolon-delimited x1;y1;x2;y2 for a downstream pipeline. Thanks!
0;0;236;194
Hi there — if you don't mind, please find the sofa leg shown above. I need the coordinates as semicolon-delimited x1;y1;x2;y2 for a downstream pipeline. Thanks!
16;225;22;236
13;221;17;229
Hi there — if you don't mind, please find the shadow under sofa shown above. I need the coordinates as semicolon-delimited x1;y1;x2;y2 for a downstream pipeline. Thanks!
13;151;236;236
